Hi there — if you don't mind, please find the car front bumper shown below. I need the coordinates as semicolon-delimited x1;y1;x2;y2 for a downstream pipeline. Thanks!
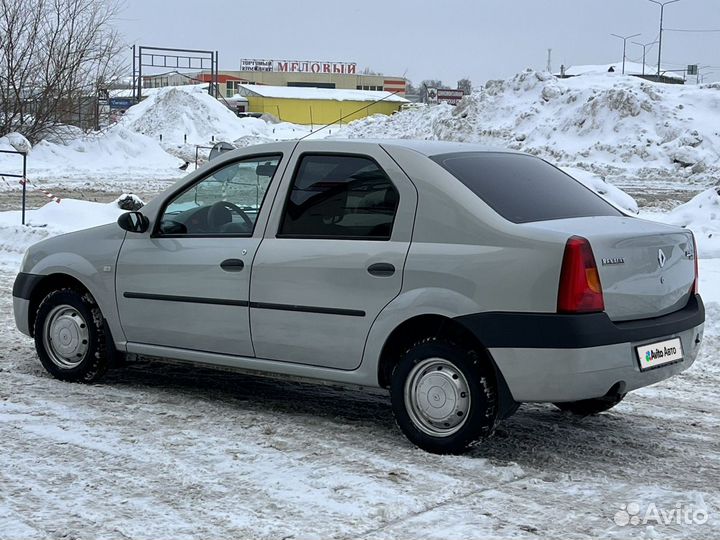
456;294;705;403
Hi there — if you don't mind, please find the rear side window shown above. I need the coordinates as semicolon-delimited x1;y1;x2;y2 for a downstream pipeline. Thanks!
279;154;399;239
431;152;622;224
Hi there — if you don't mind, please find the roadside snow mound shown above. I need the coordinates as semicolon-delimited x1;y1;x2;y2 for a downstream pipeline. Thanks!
658;186;720;258
28;126;181;178
1;132;31;153
561;167;638;214
0;196;139;264
342;69;720;181
120;86;275;145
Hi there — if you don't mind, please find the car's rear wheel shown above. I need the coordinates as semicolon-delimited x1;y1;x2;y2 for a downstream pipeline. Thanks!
34;289;112;382
390;338;497;454
554;394;626;416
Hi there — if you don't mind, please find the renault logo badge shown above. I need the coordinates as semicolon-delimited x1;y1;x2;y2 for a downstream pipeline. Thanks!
658;249;666;268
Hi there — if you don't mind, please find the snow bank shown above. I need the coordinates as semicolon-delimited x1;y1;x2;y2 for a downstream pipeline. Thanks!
340;69;720;183
0;132;31;153
1;125;183;187
561;167;639;214
119;85;310;147
29;126;182;177
654;187;720;258
0;195;140;265
121;86;254;144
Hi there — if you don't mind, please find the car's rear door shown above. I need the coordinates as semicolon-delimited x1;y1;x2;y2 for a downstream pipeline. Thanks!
115;152;287;356
249;141;417;370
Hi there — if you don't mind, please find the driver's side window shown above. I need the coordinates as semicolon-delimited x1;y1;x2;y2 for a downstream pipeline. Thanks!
159;155;281;236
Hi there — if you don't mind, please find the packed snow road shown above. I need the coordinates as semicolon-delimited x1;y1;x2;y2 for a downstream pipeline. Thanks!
1;264;719;539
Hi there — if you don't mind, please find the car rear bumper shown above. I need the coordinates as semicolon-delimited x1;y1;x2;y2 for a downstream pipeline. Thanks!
456;295;705;403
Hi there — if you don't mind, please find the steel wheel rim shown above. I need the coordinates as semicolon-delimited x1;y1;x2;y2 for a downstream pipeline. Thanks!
404;357;471;437
42;304;90;369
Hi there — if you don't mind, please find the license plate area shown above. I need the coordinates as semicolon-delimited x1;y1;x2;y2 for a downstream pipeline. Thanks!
636;337;683;371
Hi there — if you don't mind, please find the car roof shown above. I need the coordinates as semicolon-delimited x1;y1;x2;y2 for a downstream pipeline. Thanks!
354;138;522;157
220;139;522;160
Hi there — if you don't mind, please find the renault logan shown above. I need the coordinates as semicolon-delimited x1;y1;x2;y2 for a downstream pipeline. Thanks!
13;140;705;454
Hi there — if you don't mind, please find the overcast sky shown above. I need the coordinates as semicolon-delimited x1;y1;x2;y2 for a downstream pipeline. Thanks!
115;0;720;85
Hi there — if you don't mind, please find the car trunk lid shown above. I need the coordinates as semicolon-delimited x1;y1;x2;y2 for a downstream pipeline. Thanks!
525;216;696;322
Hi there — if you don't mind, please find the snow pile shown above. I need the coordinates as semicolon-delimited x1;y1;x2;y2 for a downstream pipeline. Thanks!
0;195;140;264
29;126;182;177
1;126;183;186
341;69;720;181
1;87;312;185
1;132;31;153
119;85;309;146
559;62;684;80
561;167;639;214
655;187;720;258
121;86;254;144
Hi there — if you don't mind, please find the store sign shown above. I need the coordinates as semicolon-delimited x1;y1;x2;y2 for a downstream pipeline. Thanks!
240;58;357;74
240;59;274;72
109;97;137;110
437;89;466;106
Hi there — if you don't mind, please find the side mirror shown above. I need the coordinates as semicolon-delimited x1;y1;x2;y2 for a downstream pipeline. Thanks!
117;211;149;233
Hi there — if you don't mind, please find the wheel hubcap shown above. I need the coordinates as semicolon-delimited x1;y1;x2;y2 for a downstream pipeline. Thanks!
43;305;89;369
404;357;471;437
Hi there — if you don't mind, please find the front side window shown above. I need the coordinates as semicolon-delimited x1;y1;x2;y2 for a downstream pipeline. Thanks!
279;154;399;239
159;155;281;236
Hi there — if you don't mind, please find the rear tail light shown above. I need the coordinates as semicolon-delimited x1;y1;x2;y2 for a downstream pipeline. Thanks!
557;236;605;313
692;233;699;295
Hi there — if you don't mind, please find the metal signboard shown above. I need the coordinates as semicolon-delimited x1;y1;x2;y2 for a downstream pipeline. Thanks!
239;59;357;74
436;89;466;106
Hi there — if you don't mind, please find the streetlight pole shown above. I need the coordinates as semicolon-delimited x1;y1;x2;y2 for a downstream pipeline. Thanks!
632;40;659;75
649;0;681;79
611;33;642;74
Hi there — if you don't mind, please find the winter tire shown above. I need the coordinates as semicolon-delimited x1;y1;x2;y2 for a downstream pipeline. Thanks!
390;338;497;454
34;288;112;382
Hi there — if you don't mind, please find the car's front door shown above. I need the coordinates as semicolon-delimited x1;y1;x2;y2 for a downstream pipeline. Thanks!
249;142;417;370
116;153;284;356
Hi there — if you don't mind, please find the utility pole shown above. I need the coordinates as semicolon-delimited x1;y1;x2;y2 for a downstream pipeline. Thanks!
649;0;681;79
611;33;641;74
632;40;659;75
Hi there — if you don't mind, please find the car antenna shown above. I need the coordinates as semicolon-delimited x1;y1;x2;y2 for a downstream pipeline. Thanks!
298;90;402;141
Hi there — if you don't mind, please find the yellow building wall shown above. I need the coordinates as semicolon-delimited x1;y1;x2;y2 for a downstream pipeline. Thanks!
246;97;401;125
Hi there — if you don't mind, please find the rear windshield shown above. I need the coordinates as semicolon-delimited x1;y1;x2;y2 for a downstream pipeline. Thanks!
431;152;623;224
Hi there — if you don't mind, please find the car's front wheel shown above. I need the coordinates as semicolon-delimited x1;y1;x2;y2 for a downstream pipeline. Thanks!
390;338;497;454
34;288;112;382
554;394;626;416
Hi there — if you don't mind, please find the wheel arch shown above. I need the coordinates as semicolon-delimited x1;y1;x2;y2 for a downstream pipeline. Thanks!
377;313;518;420
27;273;94;337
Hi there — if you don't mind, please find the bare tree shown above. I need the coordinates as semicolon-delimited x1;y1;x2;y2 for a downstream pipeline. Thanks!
0;0;125;142
457;78;473;95
418;79;448;103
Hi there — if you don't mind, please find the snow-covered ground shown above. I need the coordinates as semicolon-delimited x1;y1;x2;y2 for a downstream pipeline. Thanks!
1;70;719;538
0;258;718;539
0;187;719;540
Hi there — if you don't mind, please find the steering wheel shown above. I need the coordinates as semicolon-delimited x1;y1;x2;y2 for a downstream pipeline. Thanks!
207;201;254;231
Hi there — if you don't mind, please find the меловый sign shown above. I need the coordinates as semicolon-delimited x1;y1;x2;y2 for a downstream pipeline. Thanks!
240;59;357;74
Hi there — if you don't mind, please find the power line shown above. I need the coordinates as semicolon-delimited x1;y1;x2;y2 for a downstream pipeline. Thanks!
664;28;720;33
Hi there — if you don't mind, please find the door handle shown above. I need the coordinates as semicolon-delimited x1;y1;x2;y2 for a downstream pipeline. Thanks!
367;262;395;277
220;259;245;272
